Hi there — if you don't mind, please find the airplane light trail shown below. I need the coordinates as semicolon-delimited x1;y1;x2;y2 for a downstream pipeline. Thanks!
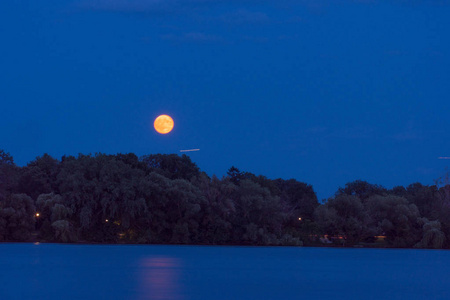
180;149;200;152
438;157;450;159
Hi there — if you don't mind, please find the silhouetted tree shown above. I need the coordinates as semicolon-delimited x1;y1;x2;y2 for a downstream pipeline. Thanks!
365;195;421;247
197;175;236;244
436;185;450;247
337;180;387;201
315;194;373;244
275;178;319;221
141;154;200;181
0;149;18;198
231;179;285;245
415;218;446;249
0;193;35;241
227;166;246;185
1;149;448;248
17;153;60;200
403;183;440;219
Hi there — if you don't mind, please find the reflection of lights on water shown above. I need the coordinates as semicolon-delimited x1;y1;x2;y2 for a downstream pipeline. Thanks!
139;257;183;300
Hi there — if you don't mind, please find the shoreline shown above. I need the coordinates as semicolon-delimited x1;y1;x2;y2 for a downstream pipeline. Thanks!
3;240;446;250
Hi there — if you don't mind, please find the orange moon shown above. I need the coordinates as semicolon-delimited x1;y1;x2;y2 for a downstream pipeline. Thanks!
154;115;174;134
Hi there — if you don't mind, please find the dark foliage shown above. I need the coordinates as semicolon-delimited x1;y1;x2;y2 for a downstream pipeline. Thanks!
0;149;449;249
336;180;387;201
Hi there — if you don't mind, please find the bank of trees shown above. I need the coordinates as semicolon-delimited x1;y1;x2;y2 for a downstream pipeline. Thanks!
316;181;449;248
1;149;449;249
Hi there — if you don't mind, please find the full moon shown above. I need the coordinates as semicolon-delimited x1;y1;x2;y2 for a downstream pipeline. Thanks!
154;115;174;134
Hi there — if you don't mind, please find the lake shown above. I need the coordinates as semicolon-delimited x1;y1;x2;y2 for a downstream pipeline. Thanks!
0;244;448;299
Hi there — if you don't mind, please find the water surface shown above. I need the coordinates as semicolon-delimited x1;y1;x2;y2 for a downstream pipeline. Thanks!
0;244;448;299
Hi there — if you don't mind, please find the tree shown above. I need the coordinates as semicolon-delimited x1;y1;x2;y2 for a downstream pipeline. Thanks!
275;178;319;221
403;183;439;220
197;175;236;244
55;153;152;242
141;154;200;181
36;193;75;241
365;195;422;247
415;218;446;249
165;178;205;243
227;166;244;185
0;150;13;165
136;172;205;244
315;194;373;244
435;171;450;247
337;180;387;201
56;153;105;237
0;194;35;241
17;154;60;200
0;150;17;198
389;185;407;197
51;220;72;242
231;179;284;245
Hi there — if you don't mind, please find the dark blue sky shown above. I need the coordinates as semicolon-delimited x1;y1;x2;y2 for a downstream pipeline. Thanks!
1;0;449;199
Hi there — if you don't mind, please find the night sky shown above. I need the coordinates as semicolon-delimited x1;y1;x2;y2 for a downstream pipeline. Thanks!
1;0;449;200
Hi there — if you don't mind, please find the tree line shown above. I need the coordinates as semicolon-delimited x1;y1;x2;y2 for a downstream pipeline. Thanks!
0;149;449;249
